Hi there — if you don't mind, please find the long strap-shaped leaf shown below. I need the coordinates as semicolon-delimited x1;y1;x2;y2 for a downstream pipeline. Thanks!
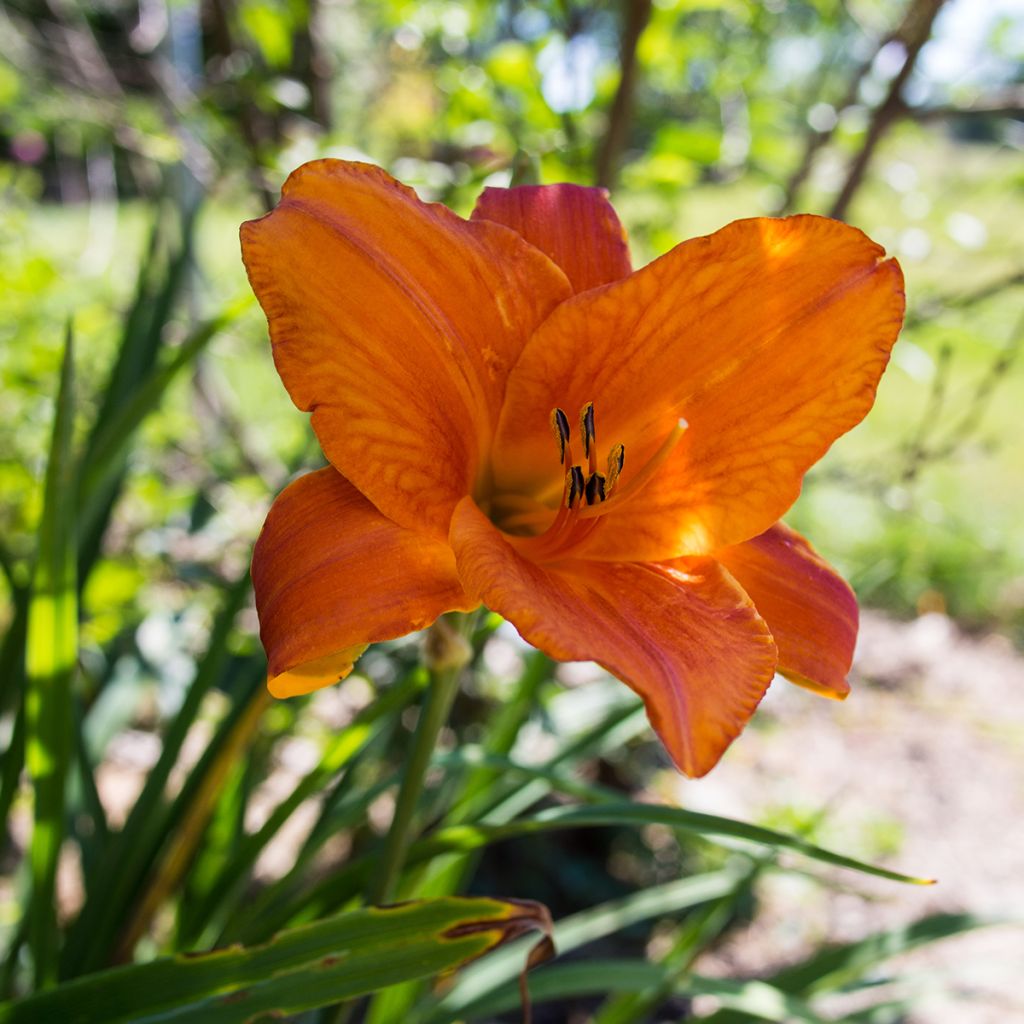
412;803;934;886
0;898;552;1024
454;959;830;1024
427;867;750;1022
24;327;78;988
236;783;932;946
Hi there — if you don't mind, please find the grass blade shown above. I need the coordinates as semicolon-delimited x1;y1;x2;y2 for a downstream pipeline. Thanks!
594;863;762;1024
24;327;78;988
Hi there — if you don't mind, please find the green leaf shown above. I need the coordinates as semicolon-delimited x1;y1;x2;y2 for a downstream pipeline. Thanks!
411;802;934;886
238;751;928;945
473;698;649;826
77;297;250;516
593;874;756;1024
767;911;1000;996
60;572;253;978
429;867;749;1021
75;199;198;581
696;913;1001;1024
24;326;78;987
113;667;270;962
454;959;831;1023
0;898;553;1024
180;666;424;948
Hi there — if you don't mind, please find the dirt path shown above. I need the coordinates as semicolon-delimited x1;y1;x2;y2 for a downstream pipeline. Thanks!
674;611;1024;1022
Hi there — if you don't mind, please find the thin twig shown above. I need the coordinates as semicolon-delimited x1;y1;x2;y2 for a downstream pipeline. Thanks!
906;269;1024;329
902;87;1024;122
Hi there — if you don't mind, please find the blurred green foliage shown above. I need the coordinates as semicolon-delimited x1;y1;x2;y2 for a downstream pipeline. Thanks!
0;0;1021;1019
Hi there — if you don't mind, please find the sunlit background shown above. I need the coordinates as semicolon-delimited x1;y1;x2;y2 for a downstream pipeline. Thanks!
1;1;1022;1021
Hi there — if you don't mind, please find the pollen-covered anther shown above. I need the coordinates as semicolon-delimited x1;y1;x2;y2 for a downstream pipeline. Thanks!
515;402;638;556
550;407;572;466
606;443;625;492
566;465;586;508
579;402;597;474
579;417;689;520
585;473;606;505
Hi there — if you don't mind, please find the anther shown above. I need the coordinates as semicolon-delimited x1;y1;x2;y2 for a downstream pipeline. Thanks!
585;472;606;505
579;402;597;474
566;465;586;508
579;418;689;520
550;408;571;465
606;444;625;492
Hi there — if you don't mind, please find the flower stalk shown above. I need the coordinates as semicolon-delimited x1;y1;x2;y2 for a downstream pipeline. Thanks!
367;614;474;907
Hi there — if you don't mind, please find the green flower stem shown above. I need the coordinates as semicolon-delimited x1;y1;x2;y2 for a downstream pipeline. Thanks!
367;615;473;907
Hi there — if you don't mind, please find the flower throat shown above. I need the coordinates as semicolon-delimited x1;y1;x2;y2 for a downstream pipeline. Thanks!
503;402;688;559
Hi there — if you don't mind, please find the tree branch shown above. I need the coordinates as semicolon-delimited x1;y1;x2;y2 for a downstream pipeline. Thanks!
902;87;1024;122
595;0;652;190
828;0;948;221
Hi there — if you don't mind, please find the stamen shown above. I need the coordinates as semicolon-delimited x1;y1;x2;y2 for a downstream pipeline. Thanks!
579;418;688;520
504;404;683;559
606;444;625;492
566;465;586;508
524;465;584;551
585;472;606;505
550;408;571;465
579;402;597;474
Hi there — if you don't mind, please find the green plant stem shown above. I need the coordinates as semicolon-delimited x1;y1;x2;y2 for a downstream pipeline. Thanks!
367;617;471;908
326;619;472;1024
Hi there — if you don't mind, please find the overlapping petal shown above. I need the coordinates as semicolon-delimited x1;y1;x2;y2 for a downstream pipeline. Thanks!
450;497;777;776
471;184;632;293
241;160;572;540
253;467;476;698
490;215;905;561
717;523;858;699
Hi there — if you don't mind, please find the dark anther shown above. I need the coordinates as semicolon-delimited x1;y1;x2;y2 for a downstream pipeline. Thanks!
567;465;586;507
579;402;596;458
550;408;571;464
585;472;606;505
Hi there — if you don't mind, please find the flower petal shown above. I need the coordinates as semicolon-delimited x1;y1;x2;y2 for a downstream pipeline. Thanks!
450;497;777;776
241;160;571;540
471;184;632;293
253;467;476;698
490;215;904;560
717;523;857;700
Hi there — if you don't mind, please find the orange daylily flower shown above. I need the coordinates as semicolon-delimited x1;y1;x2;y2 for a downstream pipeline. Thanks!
241;160;904;777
